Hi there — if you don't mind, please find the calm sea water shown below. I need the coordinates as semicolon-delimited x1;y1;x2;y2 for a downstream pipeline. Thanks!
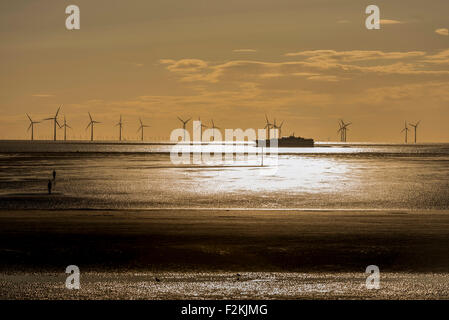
0;140;448;210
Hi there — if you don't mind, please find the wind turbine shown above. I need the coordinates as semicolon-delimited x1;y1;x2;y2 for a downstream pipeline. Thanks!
137;118;150;141
86;112;100;141
26;114;40;141
197;117;208;141
264;114;272;139
44;106;62;141
409;121;420;144
338;120;351;142
116;115;124;141
273;120;284;139
60;116;72;141
210;119;220;141
177;116;191;141
401;121;410;144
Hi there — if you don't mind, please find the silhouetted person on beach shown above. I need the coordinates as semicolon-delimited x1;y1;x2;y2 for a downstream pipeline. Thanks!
52;170;57;188
48;180;52;194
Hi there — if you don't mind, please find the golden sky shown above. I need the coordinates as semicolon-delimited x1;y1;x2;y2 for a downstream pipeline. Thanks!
1;0;448;141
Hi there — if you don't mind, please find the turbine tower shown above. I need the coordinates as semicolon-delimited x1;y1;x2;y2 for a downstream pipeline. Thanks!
197;117;208;141
86;112;100;141
401;121;410;144
273;120;284;139
337;122;344;142
137;118;150;141
60;116;72;141
44;106;62;141
264;114;272;140
116;115;124;141
26;114;40;141
409;121;420;144
210;119;220;141
177;116;191;141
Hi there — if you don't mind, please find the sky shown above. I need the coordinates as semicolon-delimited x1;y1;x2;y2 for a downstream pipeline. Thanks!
1;0;448;142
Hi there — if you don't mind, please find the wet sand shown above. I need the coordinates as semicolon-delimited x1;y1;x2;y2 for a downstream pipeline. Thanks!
2;271;449;299
1;209;449;299
1;209;449;272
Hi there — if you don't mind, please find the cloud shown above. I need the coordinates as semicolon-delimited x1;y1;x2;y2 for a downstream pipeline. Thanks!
284;50;425;62
32;94;54;97
380;19;403;25
159;59;208;73
233;49;257;53
422;49;449;64
435;28;449;36
159;49;449;85
307;75;340;82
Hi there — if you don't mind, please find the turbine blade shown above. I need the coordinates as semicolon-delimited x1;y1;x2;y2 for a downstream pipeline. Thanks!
55;106;61;117
88;112;92;121
26;113;32;121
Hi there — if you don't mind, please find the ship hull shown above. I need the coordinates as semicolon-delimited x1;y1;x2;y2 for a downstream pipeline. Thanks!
256;138;314;147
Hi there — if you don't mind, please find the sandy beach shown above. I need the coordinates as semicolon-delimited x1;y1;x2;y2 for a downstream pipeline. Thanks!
1;209;449;272
1;209;449;299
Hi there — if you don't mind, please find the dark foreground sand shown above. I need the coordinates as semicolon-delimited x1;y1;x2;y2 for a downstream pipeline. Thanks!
1;209;449;299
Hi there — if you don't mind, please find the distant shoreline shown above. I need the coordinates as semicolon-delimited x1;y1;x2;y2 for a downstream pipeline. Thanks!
1;139;449;145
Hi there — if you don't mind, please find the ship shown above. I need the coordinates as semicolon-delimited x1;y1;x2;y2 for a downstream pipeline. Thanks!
256;134;314;147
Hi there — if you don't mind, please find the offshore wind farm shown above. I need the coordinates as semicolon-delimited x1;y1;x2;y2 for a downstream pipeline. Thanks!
15;107;428;145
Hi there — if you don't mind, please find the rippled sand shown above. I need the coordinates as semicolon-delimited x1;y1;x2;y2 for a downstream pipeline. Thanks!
1;272;449;299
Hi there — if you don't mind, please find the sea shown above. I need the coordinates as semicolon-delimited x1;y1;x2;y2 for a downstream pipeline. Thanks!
0;140;448;210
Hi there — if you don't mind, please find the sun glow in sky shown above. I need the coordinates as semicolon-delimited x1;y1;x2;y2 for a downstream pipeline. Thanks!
1;0;448;141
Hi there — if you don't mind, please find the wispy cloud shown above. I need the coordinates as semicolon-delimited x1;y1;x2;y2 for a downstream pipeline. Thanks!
233;49;257;53
380;19;403;25
435;28;449;36
160;59;208;73
159;49;449;85
32;94;54;97
284;50;425;61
